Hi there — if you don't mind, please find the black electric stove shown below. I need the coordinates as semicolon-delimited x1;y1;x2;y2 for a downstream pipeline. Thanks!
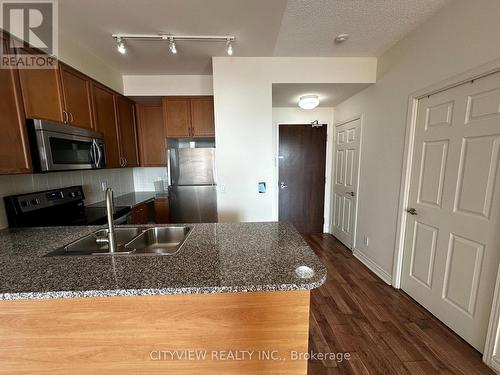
4;186;130;227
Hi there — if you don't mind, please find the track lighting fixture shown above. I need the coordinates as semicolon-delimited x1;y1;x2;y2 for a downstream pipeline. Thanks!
168;37;177;54
226;39;233;56
112;34;235;56
116;37;126;54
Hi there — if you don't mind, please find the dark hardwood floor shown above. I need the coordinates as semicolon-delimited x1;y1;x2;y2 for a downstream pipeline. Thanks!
303;234;494;375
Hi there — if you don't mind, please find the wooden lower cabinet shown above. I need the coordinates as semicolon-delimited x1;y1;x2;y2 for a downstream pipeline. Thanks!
0;291;310;374
0;37;32;174
130;202;151;224
154;197;170;224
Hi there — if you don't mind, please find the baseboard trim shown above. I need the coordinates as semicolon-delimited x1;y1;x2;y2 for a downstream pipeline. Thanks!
352;248;392;285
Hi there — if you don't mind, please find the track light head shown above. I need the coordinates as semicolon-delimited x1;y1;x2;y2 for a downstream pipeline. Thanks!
116;37;126;54
226;39;233;56
168;37;177;54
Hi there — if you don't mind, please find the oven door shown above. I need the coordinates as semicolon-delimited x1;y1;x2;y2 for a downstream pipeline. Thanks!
35;130;103;171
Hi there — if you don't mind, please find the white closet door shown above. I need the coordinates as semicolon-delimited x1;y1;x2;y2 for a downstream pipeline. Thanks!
402;71;500;352
332;119;360;249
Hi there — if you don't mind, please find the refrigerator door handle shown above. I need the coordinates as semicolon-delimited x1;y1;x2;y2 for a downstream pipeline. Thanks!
166;149;172;186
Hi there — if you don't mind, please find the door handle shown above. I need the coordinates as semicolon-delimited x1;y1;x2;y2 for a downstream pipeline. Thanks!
280;182;288;189
407;208;418;216
346;191;355;197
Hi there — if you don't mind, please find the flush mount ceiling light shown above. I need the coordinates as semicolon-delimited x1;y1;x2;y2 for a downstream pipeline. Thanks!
298;95;320;110
334;33;349;43
112;33;235;56
116;37;126;54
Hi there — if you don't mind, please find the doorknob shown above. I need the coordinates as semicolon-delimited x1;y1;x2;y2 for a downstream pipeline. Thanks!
407;208;418;216
280;182;288;189
346;191;355;197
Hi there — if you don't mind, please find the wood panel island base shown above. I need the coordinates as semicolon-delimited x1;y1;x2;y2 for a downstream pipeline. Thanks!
0;291;310;374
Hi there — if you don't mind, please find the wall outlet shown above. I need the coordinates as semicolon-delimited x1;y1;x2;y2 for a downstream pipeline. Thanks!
363;236;369;247
220;183;226;193
101;181;108;191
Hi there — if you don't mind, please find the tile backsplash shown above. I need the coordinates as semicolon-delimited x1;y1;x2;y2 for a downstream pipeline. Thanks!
0;168;134;229
133;167;168;192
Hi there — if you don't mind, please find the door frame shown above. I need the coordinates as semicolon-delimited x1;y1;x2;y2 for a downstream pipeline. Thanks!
392;58;500;365
331;116;363;249
275;122;333;233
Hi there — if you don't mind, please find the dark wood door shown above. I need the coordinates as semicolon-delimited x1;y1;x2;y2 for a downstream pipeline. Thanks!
190;97;215;137
136;102;166;166
278;125;327;234
92;84;120;168
0;35;32;174
116;96;139;167
17;56;64;123
59;64;93;129
163;97;191;138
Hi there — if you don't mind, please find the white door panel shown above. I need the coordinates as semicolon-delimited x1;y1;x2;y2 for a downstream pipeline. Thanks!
332;119;361;249
402;71;500;352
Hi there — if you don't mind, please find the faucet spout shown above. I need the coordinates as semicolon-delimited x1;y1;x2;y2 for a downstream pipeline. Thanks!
105;188;117;253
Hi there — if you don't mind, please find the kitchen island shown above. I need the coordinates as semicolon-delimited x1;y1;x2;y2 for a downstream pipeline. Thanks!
0;222;325;374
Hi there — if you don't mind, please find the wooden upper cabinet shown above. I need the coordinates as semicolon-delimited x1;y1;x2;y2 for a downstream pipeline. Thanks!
137;102;166;167
59;64;94;129
0;35;32;174
116;96;139;167
92;83;120;168
163;97;191;138
17;62;64;123
163;96;215;138
190;97;215;137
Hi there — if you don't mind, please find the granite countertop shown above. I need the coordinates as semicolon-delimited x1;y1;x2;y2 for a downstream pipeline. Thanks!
87;191;168;209
0;222;326;300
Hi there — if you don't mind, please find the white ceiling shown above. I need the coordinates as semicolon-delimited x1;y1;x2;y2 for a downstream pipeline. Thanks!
272;83;371;108
58;0;450;75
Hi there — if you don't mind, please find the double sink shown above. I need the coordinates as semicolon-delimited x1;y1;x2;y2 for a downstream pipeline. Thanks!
45;226;192;257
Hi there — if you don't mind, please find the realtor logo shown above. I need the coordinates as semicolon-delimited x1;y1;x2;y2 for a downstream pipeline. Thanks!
0;0;58;68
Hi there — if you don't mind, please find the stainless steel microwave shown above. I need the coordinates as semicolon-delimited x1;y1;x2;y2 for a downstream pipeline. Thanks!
27;119;106;172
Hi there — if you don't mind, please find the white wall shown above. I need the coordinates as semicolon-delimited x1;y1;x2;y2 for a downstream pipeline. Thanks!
0;169;134;228
272;107;335;231
333;0;500;279
59;34;123;93
212;57;376;222
123;75;213;96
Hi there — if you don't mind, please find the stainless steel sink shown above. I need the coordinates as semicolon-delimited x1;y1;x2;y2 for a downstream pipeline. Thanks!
125;227;192;255
45;226;191;257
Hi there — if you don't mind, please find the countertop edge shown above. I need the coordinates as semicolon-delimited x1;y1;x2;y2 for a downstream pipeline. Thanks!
0;274;326;301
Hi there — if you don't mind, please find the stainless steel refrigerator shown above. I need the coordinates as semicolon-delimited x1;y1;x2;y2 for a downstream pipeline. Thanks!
167;147;218;223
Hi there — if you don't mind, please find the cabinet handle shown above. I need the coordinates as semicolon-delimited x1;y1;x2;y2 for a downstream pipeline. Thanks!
62;111;68;124
69;112;74;123
124;158;128;167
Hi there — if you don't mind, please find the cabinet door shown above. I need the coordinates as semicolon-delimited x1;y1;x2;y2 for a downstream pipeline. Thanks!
154;198;170;224
190;97;215;137
163;97;191;138
60;64;93;129
92;84;120;168
17;55;64;122
116;96;139;167
0;36;32;174
137;103;166;166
